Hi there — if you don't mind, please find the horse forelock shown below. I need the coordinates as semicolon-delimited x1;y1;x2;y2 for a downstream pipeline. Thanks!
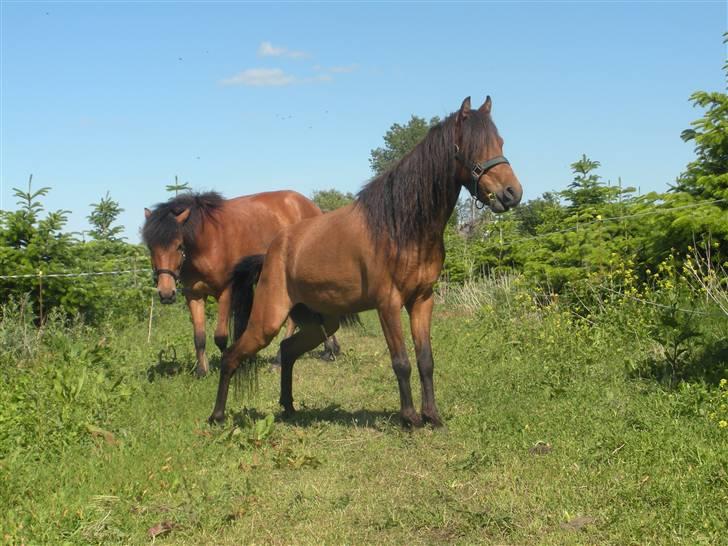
142;191;224;249
356;109;494;248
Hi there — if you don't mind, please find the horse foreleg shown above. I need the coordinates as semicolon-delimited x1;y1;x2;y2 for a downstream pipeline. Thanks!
214;287;231;353
407;293;443;427
378;304;422;428
187;295;209;377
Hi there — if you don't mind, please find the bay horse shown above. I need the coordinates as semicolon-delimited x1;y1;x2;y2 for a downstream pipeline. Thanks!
142;190;339;377
209;96;523;427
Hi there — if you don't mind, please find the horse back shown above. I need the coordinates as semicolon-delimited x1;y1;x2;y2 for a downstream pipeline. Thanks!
270;203;445;313
186;190;322;295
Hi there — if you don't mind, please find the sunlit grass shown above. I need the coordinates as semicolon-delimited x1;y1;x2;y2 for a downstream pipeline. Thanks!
1;291;726;544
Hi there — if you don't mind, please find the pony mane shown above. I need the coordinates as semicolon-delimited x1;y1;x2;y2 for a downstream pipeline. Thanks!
356;109;495;248
142;191;224;248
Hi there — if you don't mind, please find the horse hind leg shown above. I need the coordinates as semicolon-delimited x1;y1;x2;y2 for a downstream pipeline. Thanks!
209;302;291;424
278;306;339;416
273;317;297;368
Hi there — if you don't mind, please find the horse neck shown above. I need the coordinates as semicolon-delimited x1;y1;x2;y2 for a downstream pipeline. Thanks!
438;174;463;235
417;169;463;249
181;224;216;277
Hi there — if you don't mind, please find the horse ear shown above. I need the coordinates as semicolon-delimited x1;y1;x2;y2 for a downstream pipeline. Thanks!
457;96;472;124
144;208;152;219
479;95;492;114
174;208;191;224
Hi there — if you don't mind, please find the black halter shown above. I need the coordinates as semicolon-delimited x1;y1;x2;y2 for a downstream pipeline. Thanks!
454;145;510;207
152;246;186;283
153;268;180;282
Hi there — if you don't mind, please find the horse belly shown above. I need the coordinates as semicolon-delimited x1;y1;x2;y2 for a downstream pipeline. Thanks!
284;205;377;314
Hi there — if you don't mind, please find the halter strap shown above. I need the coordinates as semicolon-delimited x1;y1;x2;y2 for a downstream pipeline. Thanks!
152;246;186;284
153;268;180;282
454;147;510;204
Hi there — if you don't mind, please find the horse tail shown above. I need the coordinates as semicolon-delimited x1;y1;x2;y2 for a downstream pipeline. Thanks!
230;254;265;340
340;313;362;328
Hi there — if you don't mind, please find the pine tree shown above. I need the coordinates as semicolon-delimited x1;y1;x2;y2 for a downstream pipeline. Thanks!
87;192;125;241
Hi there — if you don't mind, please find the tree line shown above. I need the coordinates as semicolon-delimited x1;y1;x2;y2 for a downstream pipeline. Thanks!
1;49;725;323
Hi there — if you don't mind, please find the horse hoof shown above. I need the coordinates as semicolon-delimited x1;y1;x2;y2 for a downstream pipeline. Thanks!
422;413;444;428
401;411;423;429
195;368;208;379
208;412;225;425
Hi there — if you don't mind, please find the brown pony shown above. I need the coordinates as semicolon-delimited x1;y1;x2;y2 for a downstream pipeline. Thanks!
209;96;523;426
142;190;339;377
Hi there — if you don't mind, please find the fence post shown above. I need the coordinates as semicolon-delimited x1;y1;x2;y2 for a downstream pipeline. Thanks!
38;270;44;324
147;294;155;343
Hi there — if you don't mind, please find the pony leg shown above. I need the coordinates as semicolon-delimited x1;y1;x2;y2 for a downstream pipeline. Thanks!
378;305;422;428
273;317;297;367
187;295;209;377
209;301;291;424
213;287;231;353
279;309;340;415
407;293;443;427
320;335;341;361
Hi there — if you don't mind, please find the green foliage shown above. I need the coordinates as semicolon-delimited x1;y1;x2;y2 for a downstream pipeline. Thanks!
311;188;355;212
369;115;440;176
0;304;137;460
677;35;728;201
561;155;616;208
2;280;726;544
165;175;192;196
663;43;728;260
0;179;150;323
221;410;277;449
87;191;125;241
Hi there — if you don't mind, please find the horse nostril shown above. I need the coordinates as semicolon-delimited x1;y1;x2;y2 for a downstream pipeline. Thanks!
505;186;516;199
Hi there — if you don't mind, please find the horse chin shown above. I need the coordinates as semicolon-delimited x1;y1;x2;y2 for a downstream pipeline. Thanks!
488;198;508;214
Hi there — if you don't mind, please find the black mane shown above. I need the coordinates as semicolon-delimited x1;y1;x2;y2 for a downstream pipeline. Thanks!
356;109;494;248
142;191;224;248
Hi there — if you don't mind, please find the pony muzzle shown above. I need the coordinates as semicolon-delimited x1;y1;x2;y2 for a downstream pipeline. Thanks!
158;288;177;304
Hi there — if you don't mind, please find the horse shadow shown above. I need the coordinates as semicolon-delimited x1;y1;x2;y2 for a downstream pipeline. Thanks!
146;346;194;382
280;403;398;430
225;403;396;430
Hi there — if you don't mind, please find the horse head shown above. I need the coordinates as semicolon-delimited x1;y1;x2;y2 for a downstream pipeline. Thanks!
454;95;523;212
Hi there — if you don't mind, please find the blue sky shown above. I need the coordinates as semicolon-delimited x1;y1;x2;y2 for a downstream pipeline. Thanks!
1;1;725;241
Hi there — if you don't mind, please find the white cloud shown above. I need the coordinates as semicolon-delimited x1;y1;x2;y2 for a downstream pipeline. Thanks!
257;41;308;59
220;68;296;87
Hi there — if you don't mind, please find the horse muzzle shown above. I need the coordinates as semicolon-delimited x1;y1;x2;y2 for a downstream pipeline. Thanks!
158;290;177;304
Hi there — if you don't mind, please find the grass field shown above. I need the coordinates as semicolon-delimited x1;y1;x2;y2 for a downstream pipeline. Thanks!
1;284;726;544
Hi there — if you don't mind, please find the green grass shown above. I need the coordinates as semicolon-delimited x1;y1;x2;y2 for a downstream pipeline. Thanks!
1;288;726;545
